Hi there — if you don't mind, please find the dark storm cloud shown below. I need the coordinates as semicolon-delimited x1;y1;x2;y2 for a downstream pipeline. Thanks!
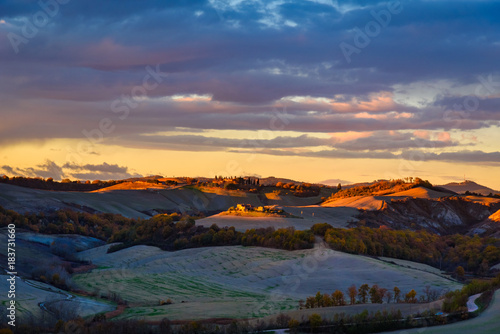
0;160;139;180
228;148;500;165
121;134;334;151
0;160;64;179
1;0;500;154
62;162;129;174
115;131;458;153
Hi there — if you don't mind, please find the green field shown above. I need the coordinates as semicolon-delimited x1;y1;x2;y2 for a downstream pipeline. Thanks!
74;244;462;321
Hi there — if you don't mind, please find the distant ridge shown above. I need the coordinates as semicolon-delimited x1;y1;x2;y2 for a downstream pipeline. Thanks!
439;180;498;196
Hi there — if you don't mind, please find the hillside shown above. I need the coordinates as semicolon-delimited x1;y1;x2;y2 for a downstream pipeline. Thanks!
321;187;451;211
74;244;461;321
358;196;500;235
0;183;331;219
388;187;452;199
91;181;173;192
490;209;500;222
467;209;500;238
440;180;499;196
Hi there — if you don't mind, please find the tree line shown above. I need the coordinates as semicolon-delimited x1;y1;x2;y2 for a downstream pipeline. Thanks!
109;217;314;252
312;223;500;275
301;283;441;309
0;175;123;191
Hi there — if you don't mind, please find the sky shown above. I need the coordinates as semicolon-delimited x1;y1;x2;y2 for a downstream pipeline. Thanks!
1;0;500;188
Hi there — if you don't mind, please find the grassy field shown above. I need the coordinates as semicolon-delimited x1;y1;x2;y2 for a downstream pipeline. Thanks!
74;245;461;321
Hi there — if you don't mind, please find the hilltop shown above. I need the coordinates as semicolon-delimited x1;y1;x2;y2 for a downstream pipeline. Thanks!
439;180;499;196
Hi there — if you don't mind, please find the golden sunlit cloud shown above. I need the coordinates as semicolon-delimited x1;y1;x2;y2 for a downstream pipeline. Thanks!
329;131;373;143
171;94;213;102
280;92;401;113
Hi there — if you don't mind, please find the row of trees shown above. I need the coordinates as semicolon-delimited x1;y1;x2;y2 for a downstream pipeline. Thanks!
312;223;500;274
110;219;314;252
302;284;440;309
0;175;123;191
275;182;321;197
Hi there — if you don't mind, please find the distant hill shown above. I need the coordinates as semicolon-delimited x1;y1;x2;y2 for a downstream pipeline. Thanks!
258;176;303;186
92;181;171;192
439;180;498;196
318;179;352;187
124;175;163;182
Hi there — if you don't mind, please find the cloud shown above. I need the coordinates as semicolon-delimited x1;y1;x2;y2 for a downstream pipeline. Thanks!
335;131;458;151
0;160;140;181
115;130;460;153
62;162;129;174
1;0;500;168
228;148;500;165
1;160;64;179
118;133;335;152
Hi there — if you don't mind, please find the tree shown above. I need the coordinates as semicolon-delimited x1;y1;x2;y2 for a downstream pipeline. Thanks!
322;293;333;307
288;319;300;334
358;284;370;303
405;289;417;303
393;286;401;303
332;290;346;306
385;291;393;303
309;313;322;331
369;285;385;304
423;285;432;303
479;259;490;276
455;266;465;280
337;183;342;190
369;285;380;303
305;296;315;309
315;291;323;307
347;284;357;305
379;288;388;303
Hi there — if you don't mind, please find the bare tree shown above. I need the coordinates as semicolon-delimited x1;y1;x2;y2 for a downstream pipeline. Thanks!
385;291;393;303
347;284;357;305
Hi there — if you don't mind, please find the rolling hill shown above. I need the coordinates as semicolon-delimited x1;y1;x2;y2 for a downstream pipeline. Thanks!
440;180;499;196
74;244;461;321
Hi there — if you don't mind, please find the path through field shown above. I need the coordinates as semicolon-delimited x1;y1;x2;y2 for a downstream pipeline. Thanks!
467;293;481;312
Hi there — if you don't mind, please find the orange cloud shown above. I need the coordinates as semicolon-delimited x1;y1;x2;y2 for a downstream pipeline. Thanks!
329;131;373;143
414;130;430;139
437;132;451;142
281;92;405;114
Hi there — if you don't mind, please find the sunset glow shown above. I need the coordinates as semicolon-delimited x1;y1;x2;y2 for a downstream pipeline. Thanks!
1;0;500;189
